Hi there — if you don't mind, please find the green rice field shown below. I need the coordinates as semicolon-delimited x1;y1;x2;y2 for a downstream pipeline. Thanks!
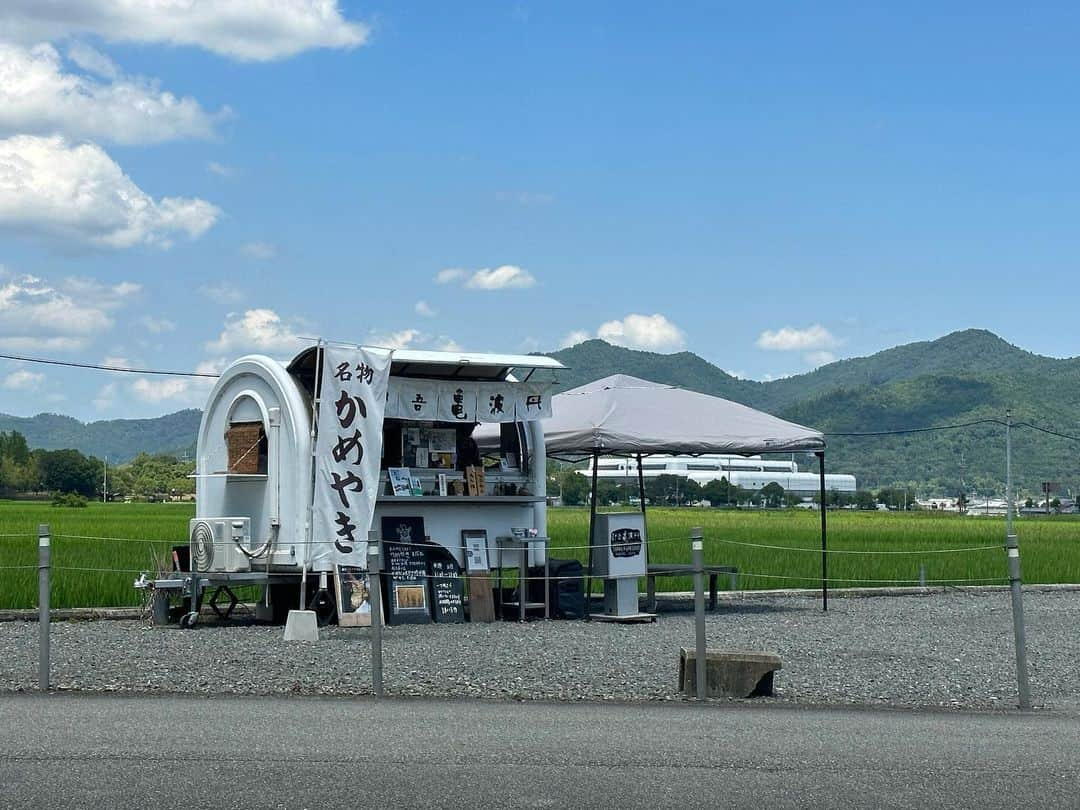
0;500;1078;609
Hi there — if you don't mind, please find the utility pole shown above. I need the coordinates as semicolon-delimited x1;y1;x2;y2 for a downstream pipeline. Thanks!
103;455;107;504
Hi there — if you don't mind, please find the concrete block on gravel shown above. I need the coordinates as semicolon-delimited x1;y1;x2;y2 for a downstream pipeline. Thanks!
283;610;318;641
679;649;782;698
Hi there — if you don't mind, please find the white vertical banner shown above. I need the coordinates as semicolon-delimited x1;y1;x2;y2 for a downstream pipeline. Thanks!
312;345;392;569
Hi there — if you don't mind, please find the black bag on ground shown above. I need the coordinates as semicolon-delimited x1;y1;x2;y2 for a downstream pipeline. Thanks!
527;558;584;620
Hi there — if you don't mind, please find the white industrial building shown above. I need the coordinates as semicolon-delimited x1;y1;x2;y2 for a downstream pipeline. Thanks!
584;454;857;495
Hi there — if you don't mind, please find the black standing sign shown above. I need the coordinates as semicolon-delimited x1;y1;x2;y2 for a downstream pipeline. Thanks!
383;541;431;625
428;554;465;624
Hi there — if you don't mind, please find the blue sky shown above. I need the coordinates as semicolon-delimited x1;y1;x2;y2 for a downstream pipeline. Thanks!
2;2;1080;420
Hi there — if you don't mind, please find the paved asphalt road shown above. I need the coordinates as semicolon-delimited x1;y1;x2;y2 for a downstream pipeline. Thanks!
1;695;1077;809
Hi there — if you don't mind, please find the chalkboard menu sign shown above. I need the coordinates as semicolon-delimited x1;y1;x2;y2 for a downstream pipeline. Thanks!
383;541;431;625
428;556;465;623
381;515;425;545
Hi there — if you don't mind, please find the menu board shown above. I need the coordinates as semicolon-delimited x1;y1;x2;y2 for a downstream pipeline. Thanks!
428;557;465;624
383;541;431;625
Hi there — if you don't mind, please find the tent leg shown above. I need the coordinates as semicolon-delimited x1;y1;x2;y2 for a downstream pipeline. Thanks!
816;450;828;612
637;453;647;569
585;450;599;619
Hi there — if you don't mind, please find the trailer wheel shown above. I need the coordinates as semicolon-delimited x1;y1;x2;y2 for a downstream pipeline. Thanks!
179;611;199;629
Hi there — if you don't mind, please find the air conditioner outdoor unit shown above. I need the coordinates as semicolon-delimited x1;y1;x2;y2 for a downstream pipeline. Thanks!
189;517;253;573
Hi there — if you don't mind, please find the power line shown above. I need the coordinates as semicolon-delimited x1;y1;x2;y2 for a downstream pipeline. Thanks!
1014;421;1080;443
826;418;1006;437
0;353;219;378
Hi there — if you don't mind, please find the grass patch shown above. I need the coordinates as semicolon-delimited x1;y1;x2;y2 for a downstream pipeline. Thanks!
1;500;1079;608
0;500;192;609
547;507;1080;593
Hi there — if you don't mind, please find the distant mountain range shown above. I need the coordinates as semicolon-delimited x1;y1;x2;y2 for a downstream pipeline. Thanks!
0;410;201;464
551;330;1080;495
3;329;1077;494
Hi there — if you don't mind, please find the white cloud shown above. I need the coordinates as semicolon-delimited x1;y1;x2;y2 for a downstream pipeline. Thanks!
0;0;369;62
596;313;687;352
466;265;536;290
102;355;132;369
131;376;191;403
128;360;218;404
0;335;85;352
435;268;467;284
414;300;436;318
205;308;308;355
756;324;839;352
240;241;277;260
207;161;235;177
370;328;422;350
437;337;462;352
559;329;591;348
0;42;223;144
437;265;537;290
93;381;116;410
0;273;121;351
200;282;244;303
140;316;175;334
62;277;140;308
66;41;118;79
3;368;43;390
0;135;220;247
195;358;227;376
804;350;837;367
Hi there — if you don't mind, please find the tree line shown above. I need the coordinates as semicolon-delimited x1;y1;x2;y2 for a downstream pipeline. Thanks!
0;430;195;500
553;467;920;510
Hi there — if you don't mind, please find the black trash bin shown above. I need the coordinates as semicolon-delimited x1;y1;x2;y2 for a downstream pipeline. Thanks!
528;558;585;619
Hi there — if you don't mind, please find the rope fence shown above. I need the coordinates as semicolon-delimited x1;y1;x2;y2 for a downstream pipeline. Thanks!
42;532;1010;555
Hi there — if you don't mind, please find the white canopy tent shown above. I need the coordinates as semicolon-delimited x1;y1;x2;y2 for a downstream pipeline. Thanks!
477;374;833;609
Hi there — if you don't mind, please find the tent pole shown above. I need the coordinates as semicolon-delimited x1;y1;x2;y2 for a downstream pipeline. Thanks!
585;449;599;619
816;450;828;612
637;452;647;561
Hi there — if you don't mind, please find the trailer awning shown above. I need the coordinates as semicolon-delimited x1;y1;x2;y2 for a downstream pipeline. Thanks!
287;345;566;398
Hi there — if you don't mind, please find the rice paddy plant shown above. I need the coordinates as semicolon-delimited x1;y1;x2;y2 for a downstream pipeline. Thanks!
1;499;1079;608
546;507;1080;593
0;501;193;609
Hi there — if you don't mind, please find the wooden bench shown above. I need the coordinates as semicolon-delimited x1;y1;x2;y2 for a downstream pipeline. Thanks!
645;564;738;613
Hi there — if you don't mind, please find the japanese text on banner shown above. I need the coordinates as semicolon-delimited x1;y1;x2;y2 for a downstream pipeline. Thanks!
312;345;391;569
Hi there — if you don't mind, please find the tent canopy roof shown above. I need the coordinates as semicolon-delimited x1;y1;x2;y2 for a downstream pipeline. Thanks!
478;374;825;457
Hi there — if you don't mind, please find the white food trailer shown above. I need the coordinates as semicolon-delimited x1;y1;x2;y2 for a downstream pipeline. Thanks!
141;344;563;625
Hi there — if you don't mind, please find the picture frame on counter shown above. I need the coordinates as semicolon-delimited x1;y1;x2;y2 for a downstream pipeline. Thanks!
462;529;490;573
388;467;412;496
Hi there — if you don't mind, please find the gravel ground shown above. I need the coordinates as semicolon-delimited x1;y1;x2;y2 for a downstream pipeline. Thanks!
2;589;1078;710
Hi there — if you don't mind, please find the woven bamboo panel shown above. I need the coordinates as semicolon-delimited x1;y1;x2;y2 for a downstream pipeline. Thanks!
226;422;265;474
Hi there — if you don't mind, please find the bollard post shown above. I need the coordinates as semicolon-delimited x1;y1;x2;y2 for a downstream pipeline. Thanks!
367;532;384;698
38;524;50;691
1004;410;1032;709
692;527;705;701
919;564;926;589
